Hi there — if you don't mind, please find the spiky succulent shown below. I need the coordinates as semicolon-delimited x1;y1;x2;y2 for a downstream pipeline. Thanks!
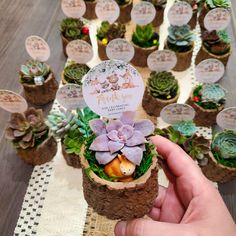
202;30;231;55
5;108;49;149
148;71;179;100
19;60;50;84
96;21;126;43
167;25;195;52
142;0;167;8
132;24;159;48
64;63;90;85
211;130;236;167
60;18;87;40
206;0;231;9
172;121;197;137
115;0;130;5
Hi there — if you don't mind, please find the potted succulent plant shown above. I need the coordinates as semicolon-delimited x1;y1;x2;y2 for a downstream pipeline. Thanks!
165;24;195;71
81;111;159;220
84;0;97;20
47;107;99;168
60;17;90;57
142;71;180;117
201;130;236;183
96;21;126;60
198;0;231;30
131;24;159;67
186;83;227;127
19;60;58;106
195;30;231;66
61;62;90;85
115;0;133;24
5;107;57;165
142;0;167;27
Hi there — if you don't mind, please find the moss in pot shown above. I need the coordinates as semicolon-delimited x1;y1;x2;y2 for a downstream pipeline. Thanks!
115;0;133;24
19;60;58;106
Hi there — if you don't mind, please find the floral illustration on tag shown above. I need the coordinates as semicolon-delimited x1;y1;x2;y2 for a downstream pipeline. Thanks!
61;0;86;18
217;108;236;131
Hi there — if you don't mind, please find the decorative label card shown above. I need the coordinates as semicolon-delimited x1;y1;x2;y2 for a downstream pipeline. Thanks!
61;0;86;18
82;60;144;118
217;107;236;131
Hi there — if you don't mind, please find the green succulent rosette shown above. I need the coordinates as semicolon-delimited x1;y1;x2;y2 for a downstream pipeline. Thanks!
172;121;197;137
206;0;231;10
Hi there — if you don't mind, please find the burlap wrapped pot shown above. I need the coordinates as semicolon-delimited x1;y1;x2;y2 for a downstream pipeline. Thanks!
84;0;97;20
117;0;133;24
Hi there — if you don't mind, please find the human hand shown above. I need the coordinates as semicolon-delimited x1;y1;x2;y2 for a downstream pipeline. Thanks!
115;135;236;236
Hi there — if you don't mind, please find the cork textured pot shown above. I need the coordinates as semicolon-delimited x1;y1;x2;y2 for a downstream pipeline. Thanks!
81;148;159;220
97;39;109;61
22;72;58;106
17;136;57;166
186;95;224;127
152;6;165;27
142;87;179;117
117;0;133;24
201;152;236;183
195;44;231;66
131;43;158;67
189;10;197;30
61;142;81;168
84;0;97;20
61;33;91;57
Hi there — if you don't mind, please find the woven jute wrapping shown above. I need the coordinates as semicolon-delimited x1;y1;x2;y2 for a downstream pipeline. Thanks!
153;6;165;27
22;72;58;106
61;142;81;168
117;0;133;24
201;152;236;183
84;0;97;20
142;87;179;117
17;136;57;166
81;147;159;220
97;40;109;61
195;44;231;66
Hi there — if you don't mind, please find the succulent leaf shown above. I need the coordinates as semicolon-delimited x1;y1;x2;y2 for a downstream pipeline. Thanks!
172;121;197;137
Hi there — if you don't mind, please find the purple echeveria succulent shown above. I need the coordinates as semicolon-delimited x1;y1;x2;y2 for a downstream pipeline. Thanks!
89;111;155;166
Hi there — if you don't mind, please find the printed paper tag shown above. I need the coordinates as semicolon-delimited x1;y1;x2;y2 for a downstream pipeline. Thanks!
147;50;177;72
25;36;50;62
95;0;120;24
195;59;225;83
82;60;144;118
204;8;231;31
66;40;93;64
131;2;156;26
56;84;86;110
106;39;135;63
217;107;236;131
168;2;193;26
0;90;28;113
160;103;195;124
61;0;86;18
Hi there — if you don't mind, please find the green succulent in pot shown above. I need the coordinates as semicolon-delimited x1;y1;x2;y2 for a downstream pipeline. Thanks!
148;71;179;100
172;120;197;137
206;0;231;10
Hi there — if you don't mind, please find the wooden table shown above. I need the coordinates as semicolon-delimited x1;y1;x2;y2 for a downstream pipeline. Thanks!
0;1;236;235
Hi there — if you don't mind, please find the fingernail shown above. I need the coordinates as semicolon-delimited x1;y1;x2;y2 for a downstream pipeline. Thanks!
115;221;126;236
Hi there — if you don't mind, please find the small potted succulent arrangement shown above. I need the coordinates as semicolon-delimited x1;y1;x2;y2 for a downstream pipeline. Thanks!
115;0;133;24
61;60;90;85
165;24;195;71
187;83;227;127
5;107;57;165
142;71;180;117
201;130;236;183
84;0;97;20
142;0;167;27
19;60;58;106
46;107;99;168
81;111;159;220
131;24;159;67
60;17;90;57
96;21;126;60
198;0;231;30
195;30;231;66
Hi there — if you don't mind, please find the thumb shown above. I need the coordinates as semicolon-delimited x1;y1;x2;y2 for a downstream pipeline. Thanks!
115;219;193;236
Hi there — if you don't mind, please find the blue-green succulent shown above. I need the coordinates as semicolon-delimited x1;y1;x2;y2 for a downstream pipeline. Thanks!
172;120;197;137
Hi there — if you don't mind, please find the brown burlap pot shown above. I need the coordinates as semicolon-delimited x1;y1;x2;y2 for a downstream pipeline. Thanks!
117;0;133;24
131;43;158;67
16;136;57;166
97;39;108;61
195;44;231;66
152;6;165;27
201;152;236;183
186;95;224;127
142;88;179;117
22;72;58;106
81;149;159;220
189;10;197;29
84;0;97;20
61;142;81;168
61;34;91;57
